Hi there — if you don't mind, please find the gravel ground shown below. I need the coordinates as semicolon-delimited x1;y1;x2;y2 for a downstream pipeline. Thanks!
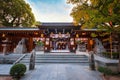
102;75;120;80
0;76;12;80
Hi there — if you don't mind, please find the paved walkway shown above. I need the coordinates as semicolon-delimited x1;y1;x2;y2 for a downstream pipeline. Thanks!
21;64;102;80
0;51;103;80
0;64;12;75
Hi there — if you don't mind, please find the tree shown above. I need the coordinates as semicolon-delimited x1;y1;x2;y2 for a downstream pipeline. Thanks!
34;21;41;26
0;0;35;27
67;0;120;72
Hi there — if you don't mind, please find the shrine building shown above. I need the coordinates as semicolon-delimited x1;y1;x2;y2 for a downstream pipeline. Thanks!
0;23;110;53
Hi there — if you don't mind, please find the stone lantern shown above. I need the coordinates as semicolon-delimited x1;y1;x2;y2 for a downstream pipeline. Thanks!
2;38;11;55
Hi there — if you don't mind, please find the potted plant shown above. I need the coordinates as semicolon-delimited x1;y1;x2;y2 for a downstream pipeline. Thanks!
36;41;44;46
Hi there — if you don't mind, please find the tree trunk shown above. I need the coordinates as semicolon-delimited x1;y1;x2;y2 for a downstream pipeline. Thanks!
110;33;113;58
112;33;120;73
118;38;120;73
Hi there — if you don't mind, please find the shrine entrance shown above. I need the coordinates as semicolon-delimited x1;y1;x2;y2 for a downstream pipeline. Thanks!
51;38;69;50
49;32;71;52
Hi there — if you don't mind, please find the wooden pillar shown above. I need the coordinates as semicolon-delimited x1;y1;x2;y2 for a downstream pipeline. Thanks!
29;37;33;52
87;38;91;52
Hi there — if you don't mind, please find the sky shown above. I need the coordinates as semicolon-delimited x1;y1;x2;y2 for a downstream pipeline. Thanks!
25;0;73;22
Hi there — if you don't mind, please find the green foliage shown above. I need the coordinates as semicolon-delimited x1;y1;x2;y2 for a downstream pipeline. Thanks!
76;40;82;44
68;0;120;71
91;33;98;37
67;0;88;4
36;41;44;46
68;0;120;52
10;63;27;79
67;0;120;33
35;21;41;26
98;32;110;37
102;52;119;59
98;66;113;75
0;0;35;27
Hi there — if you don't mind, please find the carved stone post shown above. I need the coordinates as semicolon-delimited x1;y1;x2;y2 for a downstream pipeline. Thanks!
89;51;95;70
29;50;35;70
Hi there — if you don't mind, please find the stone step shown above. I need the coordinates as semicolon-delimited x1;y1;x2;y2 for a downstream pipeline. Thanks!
36;56;87;58
24;55;88;59
22;57;88;59
35;60;89;63
35;54;86;56
20;60;89;63
19;54;89;65
18;62;89;66
20;59;89;63
21;59;88;62
20;61;30;63
19;54;30;63
21;57;89;60
23;57;88;60
35;58;88;60
24;54;87;56
34;63;89;66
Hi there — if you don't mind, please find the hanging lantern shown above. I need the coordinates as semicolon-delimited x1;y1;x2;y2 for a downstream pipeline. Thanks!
82;32;86;35
89;40;93;45
34;32;38;35
41;34;44;37
2;34;5;37
76;34;79;38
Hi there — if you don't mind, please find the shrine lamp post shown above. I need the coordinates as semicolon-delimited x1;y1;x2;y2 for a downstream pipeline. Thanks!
89;39;95;70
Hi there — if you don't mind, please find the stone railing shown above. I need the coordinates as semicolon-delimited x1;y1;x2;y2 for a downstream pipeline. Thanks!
13;54;26;65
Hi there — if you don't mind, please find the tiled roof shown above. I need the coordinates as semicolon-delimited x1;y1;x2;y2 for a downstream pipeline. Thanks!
0;27;40;31
40;22;75;27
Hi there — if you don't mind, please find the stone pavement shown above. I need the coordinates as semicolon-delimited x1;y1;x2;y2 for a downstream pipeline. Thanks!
0;51;103;80
0;64;12;75
21;64;102;80
0;64;29;76
0;53;27;75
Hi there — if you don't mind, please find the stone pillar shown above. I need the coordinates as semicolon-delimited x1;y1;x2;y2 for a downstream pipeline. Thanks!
89;51;95;70
2;44;7;55
29;50;35;70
